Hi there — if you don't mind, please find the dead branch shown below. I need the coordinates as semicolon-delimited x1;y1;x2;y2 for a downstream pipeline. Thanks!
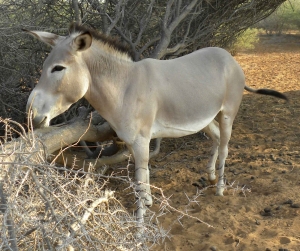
33;112;115;155
0;114;115;169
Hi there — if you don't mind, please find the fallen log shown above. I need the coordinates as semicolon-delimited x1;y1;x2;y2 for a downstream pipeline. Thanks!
0;113;117;172
1;112;162;173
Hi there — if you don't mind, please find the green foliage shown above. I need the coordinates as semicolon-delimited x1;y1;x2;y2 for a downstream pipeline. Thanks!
229;28;260;54
280;0;300;30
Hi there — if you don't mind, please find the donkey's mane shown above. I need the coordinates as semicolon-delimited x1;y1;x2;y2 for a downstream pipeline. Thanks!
69;23;135;61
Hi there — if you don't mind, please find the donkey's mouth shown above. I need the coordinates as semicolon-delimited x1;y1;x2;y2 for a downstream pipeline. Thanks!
32;115;48;128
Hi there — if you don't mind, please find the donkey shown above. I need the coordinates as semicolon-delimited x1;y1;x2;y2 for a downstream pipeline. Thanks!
24;24;287;223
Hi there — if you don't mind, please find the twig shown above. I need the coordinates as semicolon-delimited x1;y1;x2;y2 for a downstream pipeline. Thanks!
0;183;19;251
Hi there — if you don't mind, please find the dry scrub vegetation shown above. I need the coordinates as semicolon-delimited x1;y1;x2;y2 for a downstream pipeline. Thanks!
0;118;167;251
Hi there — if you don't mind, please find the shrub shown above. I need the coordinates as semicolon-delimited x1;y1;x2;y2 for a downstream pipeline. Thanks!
229;28;260;55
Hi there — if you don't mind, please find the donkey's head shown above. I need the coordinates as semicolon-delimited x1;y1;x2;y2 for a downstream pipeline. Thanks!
24;29;93;127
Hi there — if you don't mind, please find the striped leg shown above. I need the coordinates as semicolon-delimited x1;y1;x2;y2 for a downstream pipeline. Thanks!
128;137;152;226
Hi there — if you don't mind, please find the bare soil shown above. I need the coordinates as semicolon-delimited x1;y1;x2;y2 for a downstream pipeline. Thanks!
113;34;300;251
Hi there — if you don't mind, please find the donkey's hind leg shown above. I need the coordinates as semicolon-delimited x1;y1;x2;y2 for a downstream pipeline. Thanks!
215;112;234;196
202;120;220;185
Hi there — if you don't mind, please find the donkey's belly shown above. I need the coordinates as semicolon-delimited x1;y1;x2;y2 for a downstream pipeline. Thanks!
150;114;216;139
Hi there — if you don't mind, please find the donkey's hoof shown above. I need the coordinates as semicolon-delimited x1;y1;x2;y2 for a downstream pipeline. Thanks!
215;192;224;196
215;188;224;196
145;196;153;207
145;202;153;207
209;178;217;185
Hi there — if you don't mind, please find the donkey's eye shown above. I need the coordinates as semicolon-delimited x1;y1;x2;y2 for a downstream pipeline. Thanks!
51;65;65;73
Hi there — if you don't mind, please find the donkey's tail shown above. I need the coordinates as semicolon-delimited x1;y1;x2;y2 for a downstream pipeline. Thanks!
244;85;288;101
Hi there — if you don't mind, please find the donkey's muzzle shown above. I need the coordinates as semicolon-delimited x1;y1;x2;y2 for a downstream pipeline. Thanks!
27;108;48;128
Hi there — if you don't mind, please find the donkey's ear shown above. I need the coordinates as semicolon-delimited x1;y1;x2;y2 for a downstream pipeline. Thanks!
72;31;92;51
22;29;64;47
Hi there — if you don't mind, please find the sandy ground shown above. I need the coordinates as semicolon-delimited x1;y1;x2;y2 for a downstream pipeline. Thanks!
139;34;300;251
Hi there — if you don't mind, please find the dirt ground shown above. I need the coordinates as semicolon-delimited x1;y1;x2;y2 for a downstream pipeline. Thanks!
142;34;300;251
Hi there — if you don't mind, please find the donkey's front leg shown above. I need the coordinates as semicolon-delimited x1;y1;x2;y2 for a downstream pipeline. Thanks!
130;138;152;224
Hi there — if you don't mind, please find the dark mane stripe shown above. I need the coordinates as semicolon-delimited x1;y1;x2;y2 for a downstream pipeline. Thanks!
69;23;135;60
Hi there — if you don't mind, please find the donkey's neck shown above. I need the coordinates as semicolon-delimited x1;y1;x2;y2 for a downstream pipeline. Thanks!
83;42;134;124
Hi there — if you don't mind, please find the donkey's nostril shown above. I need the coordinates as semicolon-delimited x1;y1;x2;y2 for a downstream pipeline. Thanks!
40;116;47;125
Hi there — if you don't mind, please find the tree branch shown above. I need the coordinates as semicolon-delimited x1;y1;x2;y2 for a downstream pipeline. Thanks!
72;0;81;24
